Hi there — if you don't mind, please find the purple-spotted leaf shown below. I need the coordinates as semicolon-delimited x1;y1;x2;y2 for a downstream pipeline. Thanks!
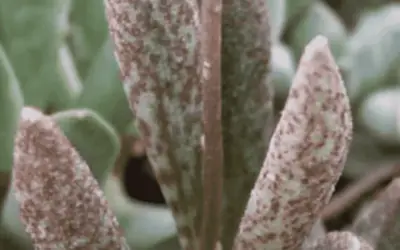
234;36;353;250
104;1;202;249
12;107;129;249
219;0;273;248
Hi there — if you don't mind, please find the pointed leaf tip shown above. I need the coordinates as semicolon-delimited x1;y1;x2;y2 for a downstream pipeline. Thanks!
301;35;335;66
306;35;329;50
13;107;129;249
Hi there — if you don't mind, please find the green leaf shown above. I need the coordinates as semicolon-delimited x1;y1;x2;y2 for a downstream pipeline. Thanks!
68;0;108;78
336;0;392;28
285;0;315;25
266;0;286;41
0;44;23;172
346;4;400;101
358;87;400;145
74;39;132;133
52;108;120;184
55;43;83;108
0;0;80;110
287;1;347;62
0;46;26;247
270;43;295;99
103;176;177;249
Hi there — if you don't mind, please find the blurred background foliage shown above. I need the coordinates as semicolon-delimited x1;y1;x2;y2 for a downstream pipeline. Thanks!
1;0;400;249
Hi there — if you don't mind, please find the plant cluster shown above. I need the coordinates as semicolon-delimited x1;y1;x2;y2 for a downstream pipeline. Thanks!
1;0;400;250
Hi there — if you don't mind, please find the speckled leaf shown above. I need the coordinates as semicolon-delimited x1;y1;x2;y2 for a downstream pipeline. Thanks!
104;1;202;249
0;44;23;172
52;108;120;184
1;108;121;247
0;0;81;110
220;0;273;248
74;38;132;133
12;107;129;249
346;4;400;101
287;1;347;62
234;36;353;250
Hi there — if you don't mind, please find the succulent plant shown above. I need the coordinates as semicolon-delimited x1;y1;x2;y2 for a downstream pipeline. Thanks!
2;0;400;250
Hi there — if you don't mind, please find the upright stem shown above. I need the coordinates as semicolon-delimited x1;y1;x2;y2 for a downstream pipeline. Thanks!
200;0;223;249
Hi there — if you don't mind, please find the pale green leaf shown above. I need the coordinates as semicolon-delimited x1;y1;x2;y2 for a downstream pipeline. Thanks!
287;1;347;62
358;87;400;145
266;0;287;41
346;4;400;100
270;43;295;98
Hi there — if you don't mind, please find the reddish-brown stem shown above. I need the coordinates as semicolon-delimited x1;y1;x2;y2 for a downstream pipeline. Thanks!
200;0;223;249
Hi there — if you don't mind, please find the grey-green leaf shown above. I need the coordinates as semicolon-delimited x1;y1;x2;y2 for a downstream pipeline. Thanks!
74;38;132;133
287;1;347;62
346;4;400;101
266;0;287;42
68;0;108;78
270;43;295;99
52;108;120;184
0;0;78;110
285;0;315;25
103;176;177;249
358;87;400;145
0;44;23;172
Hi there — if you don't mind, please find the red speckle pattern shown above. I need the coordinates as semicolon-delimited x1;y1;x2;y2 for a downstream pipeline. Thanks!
234;36;353;250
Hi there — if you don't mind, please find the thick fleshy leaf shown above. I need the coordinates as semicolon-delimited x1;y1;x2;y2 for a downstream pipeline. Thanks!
68;0;108;78
0;1;81;110
52;108;120;184
104;176;176;250
304;231;373;250
220;0;273;248
12;107;129;249
266;0;286;42
351;178;400;249
2;108;121;247
0;44;23;172
358;87;400;145
104;1;203;249
0;44;26;246
74;39;132;133
336;0;392;29
287;1;347;62
1;185;31;248
285;0;315;27
57;43;83;107
346;4;400;100
235;36;352;250
270;43;296;99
